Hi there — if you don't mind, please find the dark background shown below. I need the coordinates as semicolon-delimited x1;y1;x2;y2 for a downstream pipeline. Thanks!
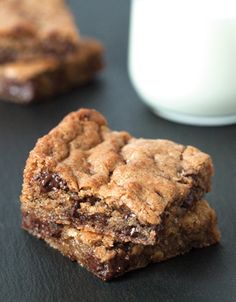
0;1;236;301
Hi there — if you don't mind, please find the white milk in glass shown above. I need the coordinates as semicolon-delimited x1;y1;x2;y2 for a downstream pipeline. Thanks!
129;0;236;125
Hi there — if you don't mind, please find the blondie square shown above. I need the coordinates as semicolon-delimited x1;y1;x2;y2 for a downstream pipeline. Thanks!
21;109;215;244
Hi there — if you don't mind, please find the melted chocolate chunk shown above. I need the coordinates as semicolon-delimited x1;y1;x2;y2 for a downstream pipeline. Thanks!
180;173;204;208
71;202;80;218
181;196;194;208
84;253;104;274
87;251;139;281
156;223;164;232
181;186;202;208
84;252;128;281
118;205;136;220
22;213;63;239
72;211;108;227
35;171;68;193
113;242;133;252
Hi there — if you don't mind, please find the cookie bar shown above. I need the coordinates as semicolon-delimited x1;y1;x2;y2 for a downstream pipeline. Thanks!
0;39;104;104
0;0;80;63
22;200;220;281
21;109;214;245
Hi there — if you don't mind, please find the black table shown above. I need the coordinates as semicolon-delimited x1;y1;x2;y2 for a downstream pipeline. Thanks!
1;1;235;301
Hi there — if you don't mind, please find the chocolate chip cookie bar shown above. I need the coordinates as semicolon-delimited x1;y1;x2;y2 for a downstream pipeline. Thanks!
0;39;103;104
0;0;80;64
22;200;220;281
21;109;215;247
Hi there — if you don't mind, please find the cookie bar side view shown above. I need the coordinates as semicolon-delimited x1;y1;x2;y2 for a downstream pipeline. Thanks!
22;200;220;281
21;109;214;245
0;0;80;63
0;39;104;104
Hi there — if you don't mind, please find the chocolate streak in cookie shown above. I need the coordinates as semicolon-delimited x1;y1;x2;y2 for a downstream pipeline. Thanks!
22;200;220;281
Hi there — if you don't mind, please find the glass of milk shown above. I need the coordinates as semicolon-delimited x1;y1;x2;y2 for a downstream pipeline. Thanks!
129;0;236;126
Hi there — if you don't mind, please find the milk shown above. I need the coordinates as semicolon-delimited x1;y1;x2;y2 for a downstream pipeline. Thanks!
129;0;236;125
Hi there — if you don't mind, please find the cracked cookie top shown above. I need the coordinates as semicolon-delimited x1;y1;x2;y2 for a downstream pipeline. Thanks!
21;109;213;226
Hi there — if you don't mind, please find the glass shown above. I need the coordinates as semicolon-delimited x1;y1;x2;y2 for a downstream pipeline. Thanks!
129;0;236;125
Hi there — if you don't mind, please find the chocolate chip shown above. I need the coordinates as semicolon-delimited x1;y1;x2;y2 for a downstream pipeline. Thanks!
22;213;63;239
113;242;133;252
50;223;63;238
35;171;68;193
72;212;108;226
85;253;104;273
71;202;80;218
118;205;136;220
181;186;201;208
181;196;194;208
156;223;164;232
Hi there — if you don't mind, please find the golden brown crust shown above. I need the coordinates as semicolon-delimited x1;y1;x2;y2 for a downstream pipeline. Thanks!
0;0;79;63
21;109;214;244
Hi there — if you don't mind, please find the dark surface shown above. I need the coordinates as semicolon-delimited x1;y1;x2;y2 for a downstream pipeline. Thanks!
0;1;235;301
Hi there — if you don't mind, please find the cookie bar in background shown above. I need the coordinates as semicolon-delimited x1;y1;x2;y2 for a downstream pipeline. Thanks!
0;39;104;104
0;0;80;63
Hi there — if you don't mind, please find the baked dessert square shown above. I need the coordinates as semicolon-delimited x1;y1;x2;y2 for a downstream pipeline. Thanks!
0;39;104;104
22;200;220;281
21;109;215;246
0;0;80;63
21;108;220;280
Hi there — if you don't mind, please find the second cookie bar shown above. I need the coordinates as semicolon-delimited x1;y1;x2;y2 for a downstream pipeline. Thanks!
0;39;104;104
